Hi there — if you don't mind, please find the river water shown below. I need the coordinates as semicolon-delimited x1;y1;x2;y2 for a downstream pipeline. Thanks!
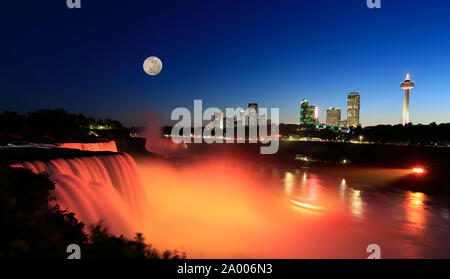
266;163;450;258
141;156;450;258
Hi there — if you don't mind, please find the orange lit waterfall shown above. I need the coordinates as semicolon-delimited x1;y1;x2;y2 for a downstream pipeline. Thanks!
11;153;144;237
54;141;118;152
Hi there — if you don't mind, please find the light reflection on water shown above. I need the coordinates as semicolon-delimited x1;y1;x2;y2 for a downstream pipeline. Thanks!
404;192;427;236
281;168;433;222
283;172;295;196
277;166;450;258
142;155;450;258
350;189;363;218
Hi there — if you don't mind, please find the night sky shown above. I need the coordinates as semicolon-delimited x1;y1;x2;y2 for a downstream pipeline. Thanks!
2;0;450;126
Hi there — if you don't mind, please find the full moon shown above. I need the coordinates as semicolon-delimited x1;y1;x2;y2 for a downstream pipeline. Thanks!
143;56;163;76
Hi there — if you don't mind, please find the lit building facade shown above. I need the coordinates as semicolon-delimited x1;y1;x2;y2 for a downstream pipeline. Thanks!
258;114;266;124
326;107;341;127
248;103;258;126
213;112;224;129
300;98;318;125
238;110;246;126
225;116;235;129
347;92;360;128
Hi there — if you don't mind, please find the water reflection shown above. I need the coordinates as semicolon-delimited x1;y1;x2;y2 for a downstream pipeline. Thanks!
282;170;357;217
139;156;450;258
273;167;450;257
279;169;440;229
404;192;427;235
350;189;363;218
283;171;309;197
340;178;347;200
283;172;295;196
443;208;449;220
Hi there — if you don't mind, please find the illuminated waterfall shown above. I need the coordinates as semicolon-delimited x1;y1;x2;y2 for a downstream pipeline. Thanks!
54;141;118;152
11;153;144;237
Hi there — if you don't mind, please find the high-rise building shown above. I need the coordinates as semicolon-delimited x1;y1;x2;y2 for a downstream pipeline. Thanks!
300;98;318;125
248;103;258;110
238;110;246;126
258;114;266;124
248;103;258;126
326;107;341;127
225;116;235;129
347;92;360;128
213;112;224;129
400;73;415;126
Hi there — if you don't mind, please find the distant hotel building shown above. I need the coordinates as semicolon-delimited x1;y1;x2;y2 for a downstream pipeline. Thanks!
300;98;318;125
238;110;246;126
248;103;258;126
347;92;360;128
213;111;224;129
326;107;341;127
258;114;266;124
225;116;235;129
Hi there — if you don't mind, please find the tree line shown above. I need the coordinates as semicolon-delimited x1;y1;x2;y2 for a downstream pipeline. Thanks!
0;109;128;143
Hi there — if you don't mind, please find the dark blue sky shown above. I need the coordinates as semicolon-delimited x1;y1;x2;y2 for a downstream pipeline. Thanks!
1;0;450;126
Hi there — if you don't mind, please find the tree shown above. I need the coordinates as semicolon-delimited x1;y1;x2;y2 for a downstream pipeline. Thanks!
0;166;185;259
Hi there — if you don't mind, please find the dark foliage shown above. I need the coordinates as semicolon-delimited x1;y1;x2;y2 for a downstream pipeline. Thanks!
278;123;450;145
0;166;87;258
0;166;184;259
360;123;450;145
85;225;185;259
0;109;129;143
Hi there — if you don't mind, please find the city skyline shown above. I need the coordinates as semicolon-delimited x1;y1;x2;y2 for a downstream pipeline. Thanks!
2;1;450;127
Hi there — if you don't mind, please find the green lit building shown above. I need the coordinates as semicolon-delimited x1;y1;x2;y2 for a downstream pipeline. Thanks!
300;98;318;125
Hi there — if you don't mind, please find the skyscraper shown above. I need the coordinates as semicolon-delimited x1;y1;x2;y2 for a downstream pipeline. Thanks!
225;116;235;129
248;103;258;126
213;111;224;129
400;73;415;126
300;98;318;125
347;92;360;128
258;114;266;124
326;107;341;127
239;110;246;126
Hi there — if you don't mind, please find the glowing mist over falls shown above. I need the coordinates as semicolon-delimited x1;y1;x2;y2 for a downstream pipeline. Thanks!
10;152;310;258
